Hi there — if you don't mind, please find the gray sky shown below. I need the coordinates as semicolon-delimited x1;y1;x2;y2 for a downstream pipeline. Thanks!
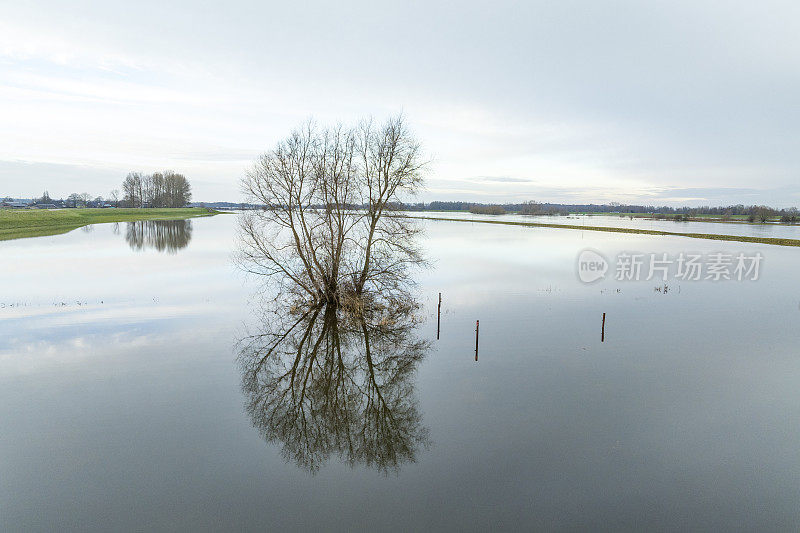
1;0;799;205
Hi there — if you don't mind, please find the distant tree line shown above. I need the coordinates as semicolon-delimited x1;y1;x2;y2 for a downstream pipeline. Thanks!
1;190;110;209
122;171;192;208
3;171;192;210
518;201;569;216
5;185;799;224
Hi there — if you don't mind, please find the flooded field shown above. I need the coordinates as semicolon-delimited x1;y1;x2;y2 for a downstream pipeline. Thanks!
3;215;800;531
409;211;800;240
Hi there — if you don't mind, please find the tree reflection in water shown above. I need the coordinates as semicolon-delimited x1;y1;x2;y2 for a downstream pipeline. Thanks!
236;117;431;473
238;297;430;474
125;220;192;253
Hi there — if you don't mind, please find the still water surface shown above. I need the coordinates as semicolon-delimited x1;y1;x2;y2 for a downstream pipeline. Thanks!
2;216;800;531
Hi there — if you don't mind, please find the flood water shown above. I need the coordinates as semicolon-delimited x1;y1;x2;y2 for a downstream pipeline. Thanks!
409;211;800;240
3;215;800;531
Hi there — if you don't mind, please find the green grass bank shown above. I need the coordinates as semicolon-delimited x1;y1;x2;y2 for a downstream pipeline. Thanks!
0;207;219;241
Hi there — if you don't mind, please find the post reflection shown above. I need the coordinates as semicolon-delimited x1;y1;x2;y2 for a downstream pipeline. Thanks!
238;298;430;474
125;220;192;253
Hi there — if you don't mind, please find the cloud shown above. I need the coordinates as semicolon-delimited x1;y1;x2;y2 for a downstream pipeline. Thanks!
1;0;799;204
471;176;537;184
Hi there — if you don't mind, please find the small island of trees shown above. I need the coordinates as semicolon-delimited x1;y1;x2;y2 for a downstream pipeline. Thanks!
121;171;192;208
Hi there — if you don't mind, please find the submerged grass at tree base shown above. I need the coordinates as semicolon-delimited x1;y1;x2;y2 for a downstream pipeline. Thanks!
0;208;219;241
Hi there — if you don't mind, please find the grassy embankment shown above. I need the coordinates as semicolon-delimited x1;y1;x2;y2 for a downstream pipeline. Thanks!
410;215;800;247
0;208;219;241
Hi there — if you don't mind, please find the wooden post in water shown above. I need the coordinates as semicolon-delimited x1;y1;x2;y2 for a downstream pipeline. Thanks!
437;292;442;340
601;312;606;342
475;320;479;361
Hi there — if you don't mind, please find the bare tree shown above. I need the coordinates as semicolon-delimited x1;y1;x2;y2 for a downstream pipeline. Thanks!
239;115;426;309
163;171;191;207
109;189;120;206
239;121;360;304
353;115;427;298
122;172;143;207
37;191;52;204
141;174;154;207
150;172;165;207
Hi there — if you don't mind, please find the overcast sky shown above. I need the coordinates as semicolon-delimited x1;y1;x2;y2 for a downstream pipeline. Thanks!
1;0;798;205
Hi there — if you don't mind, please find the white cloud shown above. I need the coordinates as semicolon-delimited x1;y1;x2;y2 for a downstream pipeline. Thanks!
1;0;799;204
